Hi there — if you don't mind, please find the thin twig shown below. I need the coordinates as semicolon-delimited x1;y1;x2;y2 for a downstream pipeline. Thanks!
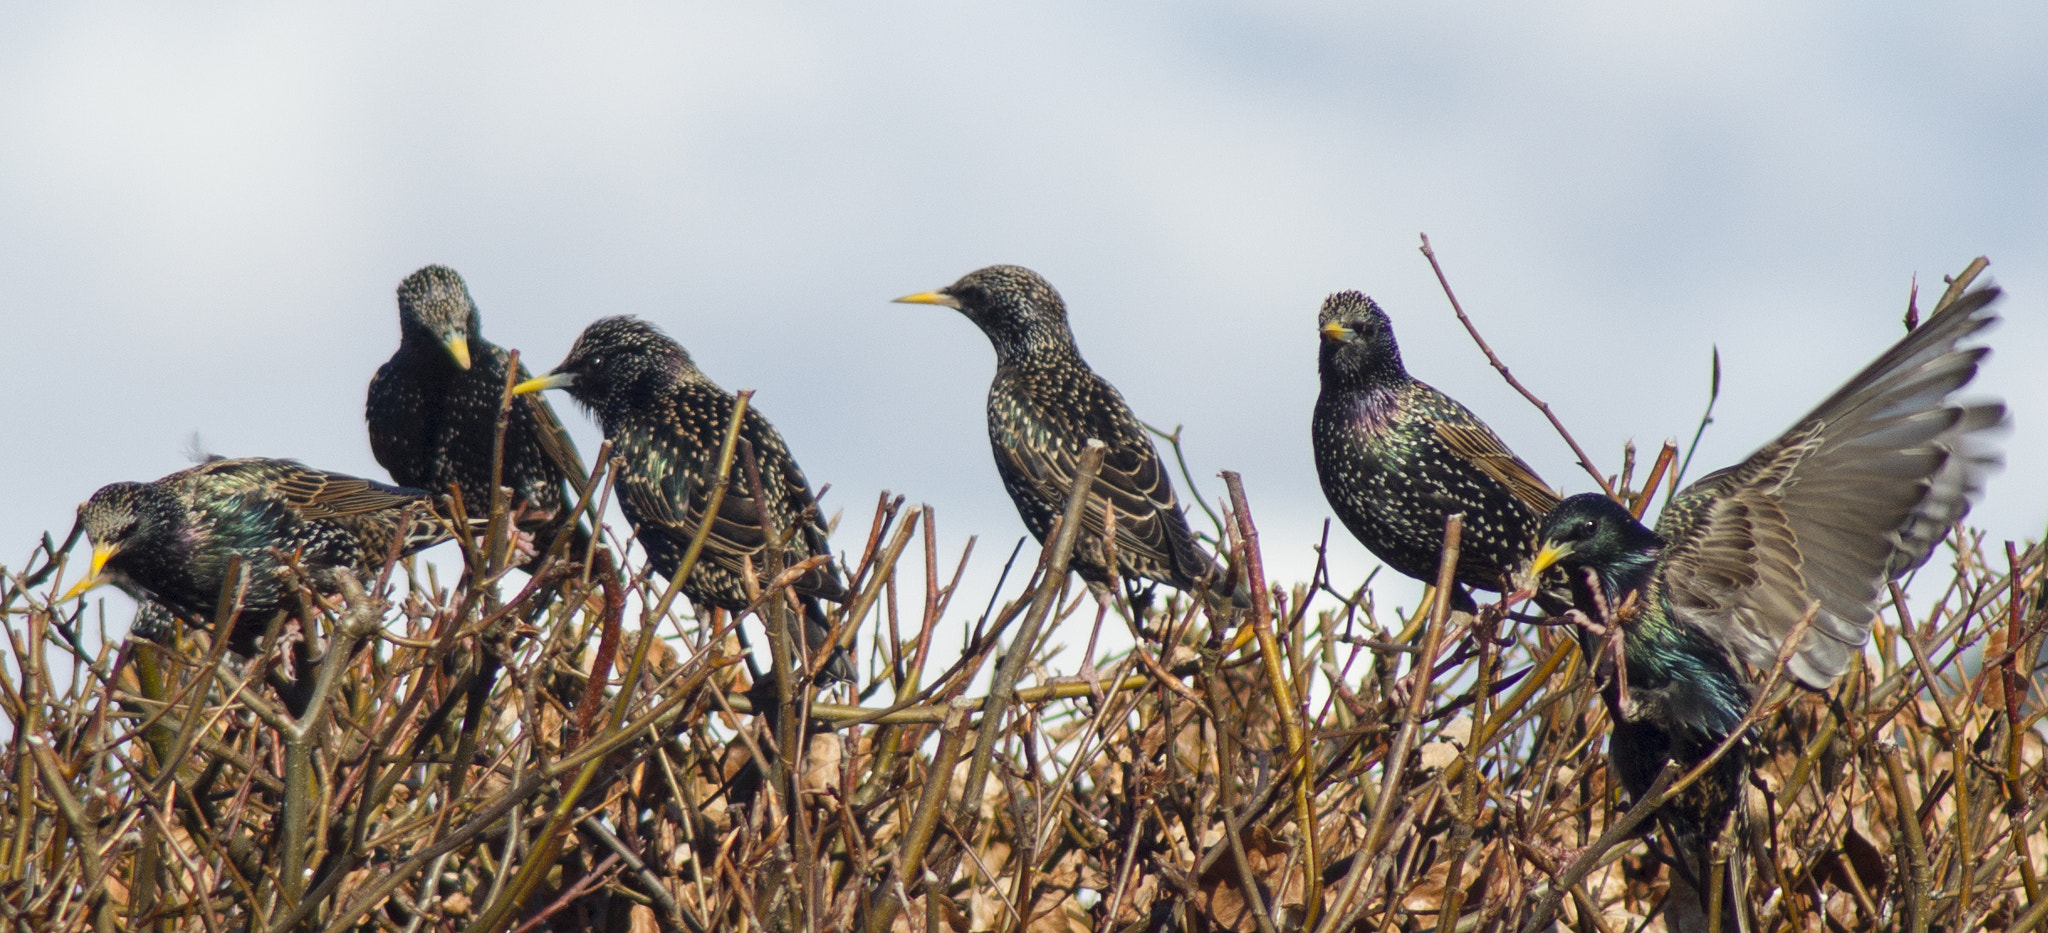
1419;233;1614;496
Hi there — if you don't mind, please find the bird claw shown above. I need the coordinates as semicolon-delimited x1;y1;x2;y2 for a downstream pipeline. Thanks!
1049;663;1109;705
501;502;560;567
1079;663;1106;705
1563;607;1610;638
1511;837;1585;878
506;526;541;567
270;617;307;680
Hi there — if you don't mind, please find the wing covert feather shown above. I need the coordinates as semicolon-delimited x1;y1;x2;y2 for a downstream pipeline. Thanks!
1656;287;2003;688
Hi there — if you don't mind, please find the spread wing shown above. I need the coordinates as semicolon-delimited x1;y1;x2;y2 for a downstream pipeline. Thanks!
1655;286;2004;689
1431;420;1562;515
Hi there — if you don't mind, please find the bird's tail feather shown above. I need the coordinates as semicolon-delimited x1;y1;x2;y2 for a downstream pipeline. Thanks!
1663;808;1751;933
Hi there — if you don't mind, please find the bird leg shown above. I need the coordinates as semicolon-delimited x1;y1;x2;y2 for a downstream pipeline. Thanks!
1496;582;1561;629
1078;504;1119;701
1477;591;1514;628
1056;589;1113;705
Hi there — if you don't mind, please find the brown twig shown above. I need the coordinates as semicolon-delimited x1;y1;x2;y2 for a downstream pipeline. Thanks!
1419;233;1615;497
1222;470;1321;926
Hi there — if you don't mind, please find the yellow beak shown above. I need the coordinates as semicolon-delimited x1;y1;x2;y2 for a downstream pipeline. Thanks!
893;290;961;309
1320;321;1352;342
60;542;120;602
442;334;472;370
1526;544;1568;578
511;372;573;396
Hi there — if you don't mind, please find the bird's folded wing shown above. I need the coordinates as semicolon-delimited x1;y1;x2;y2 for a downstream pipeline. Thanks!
1431;421;1561;514
619;466;764;561
761;423;849;600
618;447;844;600
365;363;430;480
272;466;435;520
998;423;1193;581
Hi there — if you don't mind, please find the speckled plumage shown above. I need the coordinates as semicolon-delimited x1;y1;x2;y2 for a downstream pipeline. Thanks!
70;457;450;653
1312;292;1557;591
896;265;1227;602
367;265;589;560
1530;286;2005;907
522;316;853;682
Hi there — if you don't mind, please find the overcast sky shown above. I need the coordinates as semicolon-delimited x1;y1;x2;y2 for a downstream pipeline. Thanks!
4;3;2043;646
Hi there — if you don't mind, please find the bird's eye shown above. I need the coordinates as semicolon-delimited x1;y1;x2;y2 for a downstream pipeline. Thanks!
1573;518;1597;539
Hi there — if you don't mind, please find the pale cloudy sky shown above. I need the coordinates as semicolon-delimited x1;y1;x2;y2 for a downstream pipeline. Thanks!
4;3;2043;638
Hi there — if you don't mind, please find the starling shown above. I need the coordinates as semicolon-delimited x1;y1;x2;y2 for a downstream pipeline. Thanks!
1312;291;1558;593
1525;286;2004;911
62;457;452;654
513;317;855;683
894;265;1234;606
367;265;590;565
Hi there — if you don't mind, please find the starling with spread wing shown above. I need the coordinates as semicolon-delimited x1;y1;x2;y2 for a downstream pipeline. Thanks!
367;265;591;566
63;457;451;654
1313;291;1558;593
514;317;854;683
1526;285;2004;915
894;265;1237;608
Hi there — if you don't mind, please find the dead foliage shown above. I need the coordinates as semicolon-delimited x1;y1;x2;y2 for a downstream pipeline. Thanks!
2;260;2042;933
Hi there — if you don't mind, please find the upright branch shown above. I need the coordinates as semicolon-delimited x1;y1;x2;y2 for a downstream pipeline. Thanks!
1672;346;1721;491
464;392;756;933
1221;470;1321;926
1631;439;1678;519
3;252;2037;933
952;441;1107;833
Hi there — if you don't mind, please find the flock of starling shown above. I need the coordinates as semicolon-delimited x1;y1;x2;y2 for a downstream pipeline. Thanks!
59;260;2006;912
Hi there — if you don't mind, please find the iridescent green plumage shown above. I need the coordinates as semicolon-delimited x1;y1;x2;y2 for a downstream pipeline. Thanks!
1533;494;1753;853
69;457;451;654
1530;285;2005;916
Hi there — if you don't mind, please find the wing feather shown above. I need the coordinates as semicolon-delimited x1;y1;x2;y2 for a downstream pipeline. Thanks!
1431;421;1562;515
267;463;436;520
994;371;1216;587
1657;287;2003;688
615;402;844;602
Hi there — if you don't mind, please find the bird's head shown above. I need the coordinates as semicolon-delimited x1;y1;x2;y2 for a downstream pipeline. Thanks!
513;316;695;413
894;265;1078;363
1317;291;1407;389
63;482;177;602
396;265;483;370
1525;493;1664;602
